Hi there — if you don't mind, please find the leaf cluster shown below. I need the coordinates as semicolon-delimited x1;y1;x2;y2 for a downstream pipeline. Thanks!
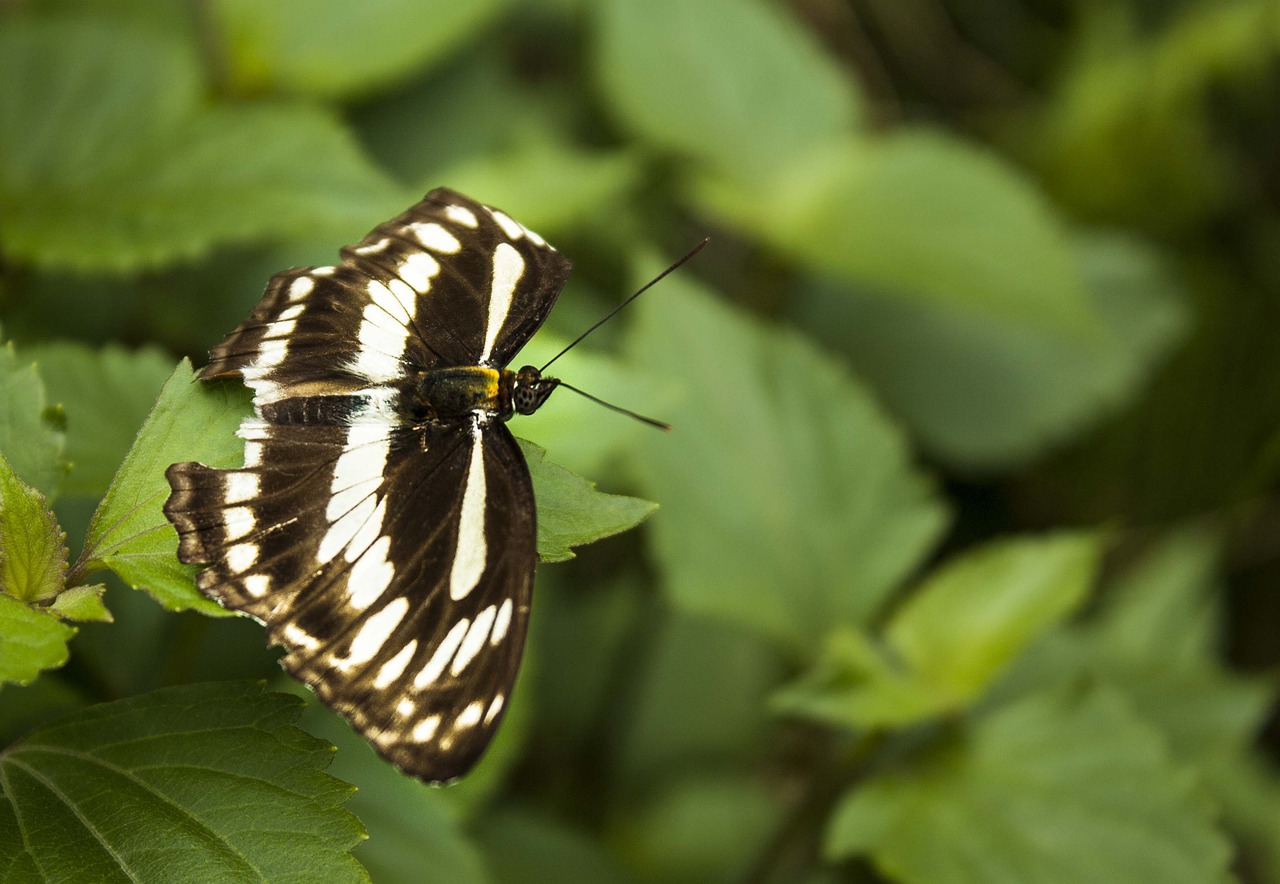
2;1;1278;882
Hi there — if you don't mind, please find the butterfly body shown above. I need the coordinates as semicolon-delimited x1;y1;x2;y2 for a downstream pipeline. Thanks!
165;189;573;783
406;364;559;424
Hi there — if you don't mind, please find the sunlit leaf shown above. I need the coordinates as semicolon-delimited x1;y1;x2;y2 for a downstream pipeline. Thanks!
0;17;402;272
212;0;513;100
520;439;656;563
829;688;1232;884
0;594;74;687
595;0;861;180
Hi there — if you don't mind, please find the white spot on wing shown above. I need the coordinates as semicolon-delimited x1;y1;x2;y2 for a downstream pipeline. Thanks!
337;597;409;671
483;243;524;363
488;209;524;240
353;237;389;255
414;618;470;688
319;425;390;563
226;543;257;573
347;534;394;609
397;251;440;292
451;603;497;677
283;623;320;651
457;701;484;729
445;205;478;228
243;574;270;598
490;598;513;646
224;472;260;504
411;715;441;743
287;276;314;300
408;222;461;254
223;506;256;542
449;432;487;600
484;694;505;725
373;639;418;690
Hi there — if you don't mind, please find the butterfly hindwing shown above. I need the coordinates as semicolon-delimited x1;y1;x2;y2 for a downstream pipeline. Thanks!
165;189;564;782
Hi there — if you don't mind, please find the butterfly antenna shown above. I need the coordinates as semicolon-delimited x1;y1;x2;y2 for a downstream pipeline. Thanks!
539;237;710;373
557;381;672;431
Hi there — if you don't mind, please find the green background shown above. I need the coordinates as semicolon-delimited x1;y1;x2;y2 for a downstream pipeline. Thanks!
1;1;1278;882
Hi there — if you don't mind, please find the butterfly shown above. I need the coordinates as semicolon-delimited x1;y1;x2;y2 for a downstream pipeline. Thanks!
164;189;579;783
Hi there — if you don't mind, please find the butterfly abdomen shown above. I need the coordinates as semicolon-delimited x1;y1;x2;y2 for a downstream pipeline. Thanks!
408;366;510;421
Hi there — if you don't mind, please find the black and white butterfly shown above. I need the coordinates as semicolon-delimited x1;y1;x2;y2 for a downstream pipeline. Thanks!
164;189;579;783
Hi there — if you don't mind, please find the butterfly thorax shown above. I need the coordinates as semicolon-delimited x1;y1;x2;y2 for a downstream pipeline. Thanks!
407;364;559;423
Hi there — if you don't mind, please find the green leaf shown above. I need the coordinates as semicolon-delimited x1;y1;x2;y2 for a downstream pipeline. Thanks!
627;265;948;649
0;17;402;272
0;453;67;603
49;584;111;622
0;341;66;498
770;628;945;730
0;682;368;882
773;533;1101;729
696;131;1098;337
794;231;1190;468
828;688;1232;884
886;532;1102;704
80;360;251;615
24;342;172;498
520;439;657;564
0;593;75;686
594;0;861;181
211;0;513;100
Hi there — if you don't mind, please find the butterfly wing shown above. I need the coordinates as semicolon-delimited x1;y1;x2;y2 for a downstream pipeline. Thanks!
165;189;566;782
201;188;572;409
165;417;534;782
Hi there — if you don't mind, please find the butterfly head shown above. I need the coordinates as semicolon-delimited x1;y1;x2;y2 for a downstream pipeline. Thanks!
512;365;560;415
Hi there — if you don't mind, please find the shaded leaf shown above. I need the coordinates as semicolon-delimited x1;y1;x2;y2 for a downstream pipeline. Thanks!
0;682;367;882
0;453;67;603
25;341;173;498
81;360;250;615
595;0;861;181
212;0;513;100
828;688;1232;884
627;265;947;649
795;232;1189;468
0;17;402;272
520;439;657;564
0;341;66;498
0;593;75;687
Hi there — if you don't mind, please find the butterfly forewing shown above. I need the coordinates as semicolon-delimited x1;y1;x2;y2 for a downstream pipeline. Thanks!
165;188;565;782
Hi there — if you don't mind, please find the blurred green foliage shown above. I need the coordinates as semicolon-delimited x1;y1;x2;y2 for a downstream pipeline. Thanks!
1;0;1278;882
